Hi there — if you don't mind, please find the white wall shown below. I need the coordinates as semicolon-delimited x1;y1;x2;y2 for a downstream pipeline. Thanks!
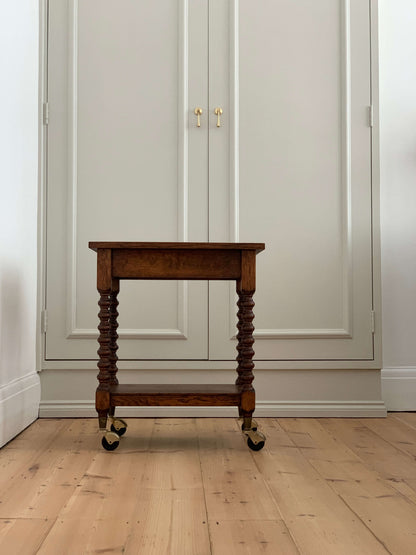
379;0;416;408
0;1;40;446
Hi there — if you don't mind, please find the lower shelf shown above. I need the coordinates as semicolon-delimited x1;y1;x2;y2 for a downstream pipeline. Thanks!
109;383;241;407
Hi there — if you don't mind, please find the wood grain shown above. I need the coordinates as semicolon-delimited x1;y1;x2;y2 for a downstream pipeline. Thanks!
237;250;256;293
0;419;68;491
38;418;210;555
196;418;279;521
111;248;241;280
209;520;299;554
0;518;54;554
254;419;389;554
392;412;416;430
320;418;416;484
0;419;97;519
96;248;112;290
3;415;416;554
281;417;416;554
110;384;241;407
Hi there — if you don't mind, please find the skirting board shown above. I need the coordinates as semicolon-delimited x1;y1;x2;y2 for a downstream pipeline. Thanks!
381;367;416;411
39;399;387;418
0;372;41;447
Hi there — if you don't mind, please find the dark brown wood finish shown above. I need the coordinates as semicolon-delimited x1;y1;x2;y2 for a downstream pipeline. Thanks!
110;384;241;407
236;250;257;420
109;282;120;387
89;241;265;252
96;287;111;429
90;242;264;431
111;248;241;280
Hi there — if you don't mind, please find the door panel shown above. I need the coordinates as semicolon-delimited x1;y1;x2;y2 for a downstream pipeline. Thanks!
209;0;374;360
46;0;209;360
46;0;375;364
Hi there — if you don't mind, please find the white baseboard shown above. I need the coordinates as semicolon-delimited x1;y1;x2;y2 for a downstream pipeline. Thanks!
381;367;416;411
0;372;41;447
39;399;387;418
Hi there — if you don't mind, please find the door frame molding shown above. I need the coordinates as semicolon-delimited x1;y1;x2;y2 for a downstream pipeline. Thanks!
370;0;382;370
37;0;48;373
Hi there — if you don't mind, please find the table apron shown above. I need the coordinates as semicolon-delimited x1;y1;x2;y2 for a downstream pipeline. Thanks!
111;249;242;280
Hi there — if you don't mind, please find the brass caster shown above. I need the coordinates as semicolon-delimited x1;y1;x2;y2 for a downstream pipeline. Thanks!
241;418;258;432
110;418;128;437
243;429;266;451
102;431;120;451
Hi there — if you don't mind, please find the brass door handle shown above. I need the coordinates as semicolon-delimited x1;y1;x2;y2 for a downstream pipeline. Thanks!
194;107;203;127
214;107;223;127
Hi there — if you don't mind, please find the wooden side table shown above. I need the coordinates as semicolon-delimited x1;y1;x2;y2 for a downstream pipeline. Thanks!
89;242;266;451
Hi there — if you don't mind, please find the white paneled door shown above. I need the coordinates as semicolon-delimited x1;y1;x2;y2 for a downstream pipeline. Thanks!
209;0;374;361
46;0;209;360
45;0;375;364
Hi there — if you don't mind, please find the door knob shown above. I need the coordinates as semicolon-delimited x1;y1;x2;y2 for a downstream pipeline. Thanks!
214;107;223;127
194;107;203;127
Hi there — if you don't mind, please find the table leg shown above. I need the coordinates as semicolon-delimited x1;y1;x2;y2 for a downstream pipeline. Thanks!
108;283;120;421
109;282;120;387
235;289;256;428
96;288;112;430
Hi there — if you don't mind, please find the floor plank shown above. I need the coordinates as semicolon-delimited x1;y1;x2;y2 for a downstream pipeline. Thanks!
196;418;281;521
0;419;98;519
38;518;134;555
209;520;299;555
0;419;68;491
3;416;416;554
281;417;416;554
255;419;389;554
392;412;416;430
320;417;416;494
40;418;211;555
0;518;55;555
50;418;155;522
124;489;209;555
364;414;416;459
124;418;210;555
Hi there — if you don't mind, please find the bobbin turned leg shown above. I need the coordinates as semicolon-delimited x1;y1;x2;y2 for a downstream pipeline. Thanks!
96;287;112;431
236;290;256;420
106;281;128;438
95;249;113;433
109;282;120;387
236;251;265;451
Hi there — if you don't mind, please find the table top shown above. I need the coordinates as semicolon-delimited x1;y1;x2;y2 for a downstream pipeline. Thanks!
89;241;265;253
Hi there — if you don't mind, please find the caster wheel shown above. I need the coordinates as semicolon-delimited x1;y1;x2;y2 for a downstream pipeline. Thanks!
102;431;120;451
247;437;265;451
110;419;127;437
110;424;126;436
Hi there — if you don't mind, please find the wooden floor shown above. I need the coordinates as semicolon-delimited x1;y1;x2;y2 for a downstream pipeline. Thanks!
1;415;416;554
